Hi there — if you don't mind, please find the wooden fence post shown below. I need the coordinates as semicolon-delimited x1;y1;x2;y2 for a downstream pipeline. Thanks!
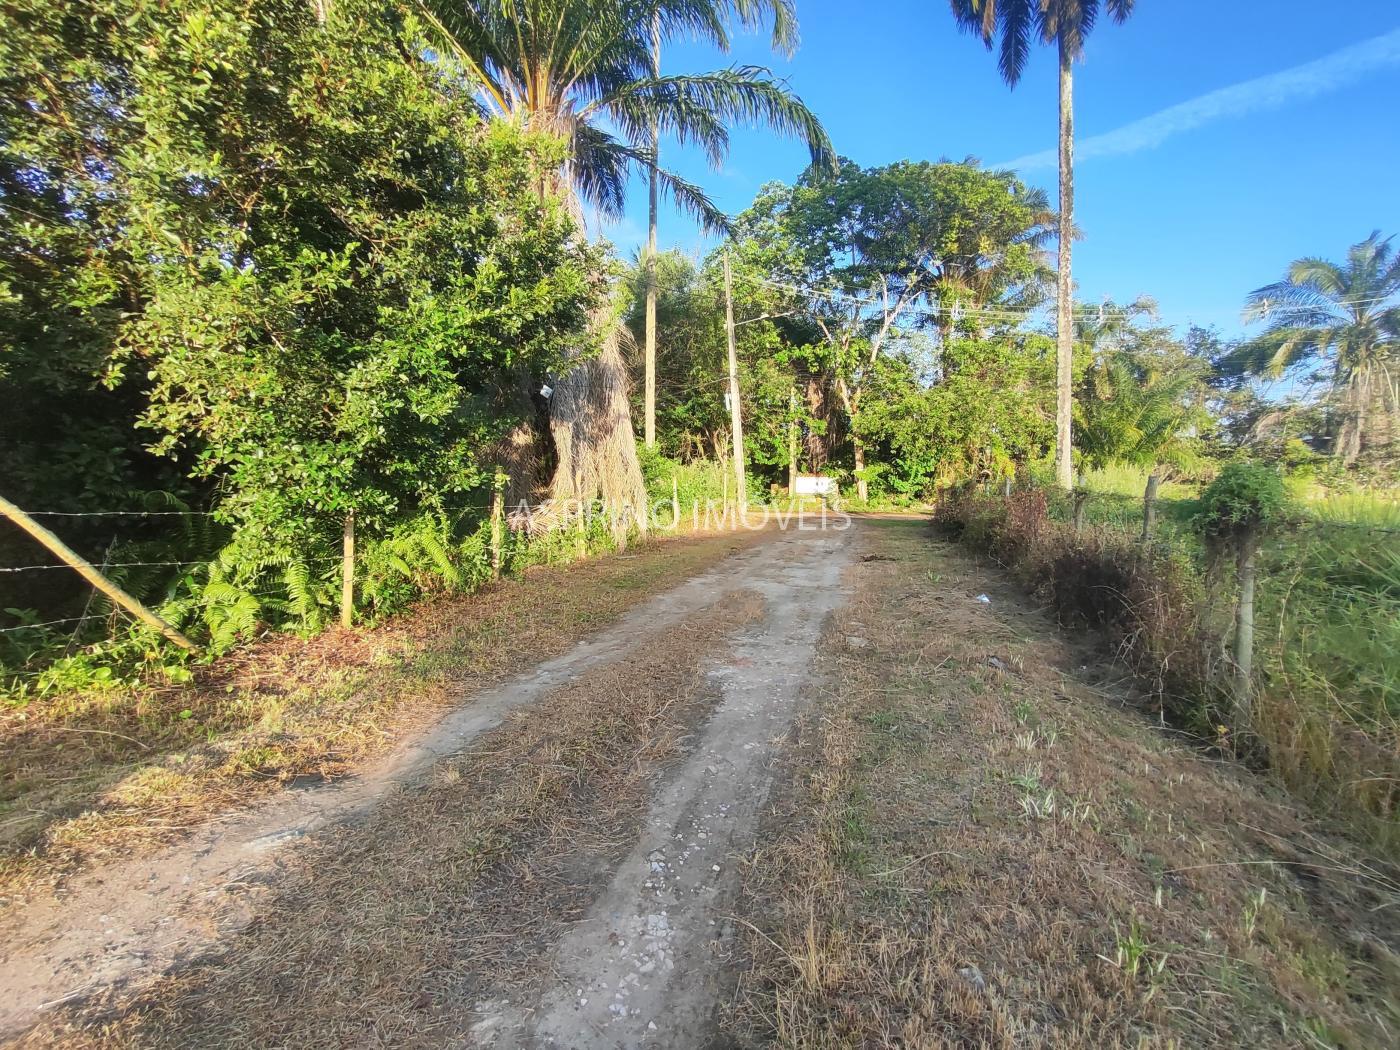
341;510;355;628
1141;473;1159;543
1233;527;1259;721
0;494;196;651
1071;490;1088;534
671;473;680;531
787;387;799;496
489;466;505;579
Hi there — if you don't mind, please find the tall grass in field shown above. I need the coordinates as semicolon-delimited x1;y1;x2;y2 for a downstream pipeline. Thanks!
939;481;1400;851
1258;495;1400;748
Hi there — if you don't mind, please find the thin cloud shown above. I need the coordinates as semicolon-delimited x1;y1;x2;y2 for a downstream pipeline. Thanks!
1002;27;1400;170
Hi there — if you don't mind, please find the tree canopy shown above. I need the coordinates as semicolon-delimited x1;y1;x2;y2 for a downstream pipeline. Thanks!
1;0;597;563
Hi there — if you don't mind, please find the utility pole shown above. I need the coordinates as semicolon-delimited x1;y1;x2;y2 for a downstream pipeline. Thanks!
723;253;747;511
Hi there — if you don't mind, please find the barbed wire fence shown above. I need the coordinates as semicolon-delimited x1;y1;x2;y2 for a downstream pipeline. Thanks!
1;469;773;683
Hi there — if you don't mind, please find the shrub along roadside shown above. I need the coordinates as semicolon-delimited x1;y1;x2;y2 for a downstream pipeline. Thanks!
937;484;1399;852
1;0;599;691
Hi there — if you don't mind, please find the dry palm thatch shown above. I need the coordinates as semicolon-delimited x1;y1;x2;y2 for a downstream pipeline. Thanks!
549;319;649;541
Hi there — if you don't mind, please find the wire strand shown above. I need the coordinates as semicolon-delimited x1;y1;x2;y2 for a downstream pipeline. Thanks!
0;616;101;634
0;556;345;573
20;510;217;517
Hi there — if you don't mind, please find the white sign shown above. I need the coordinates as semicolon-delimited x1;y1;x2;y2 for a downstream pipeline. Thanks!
794;475;838;496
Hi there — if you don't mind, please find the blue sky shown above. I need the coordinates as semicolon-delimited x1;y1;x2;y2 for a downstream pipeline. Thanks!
601;0;1400;340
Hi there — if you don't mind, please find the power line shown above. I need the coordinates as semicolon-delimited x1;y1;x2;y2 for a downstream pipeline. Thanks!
745;274;1399;329
746;275;1094;321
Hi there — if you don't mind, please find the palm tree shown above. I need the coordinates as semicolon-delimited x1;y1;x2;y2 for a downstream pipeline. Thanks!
644;2;798;449
415;0;831;515
949;0;1136;491
1076;351;1207;477
1230;232;1400;466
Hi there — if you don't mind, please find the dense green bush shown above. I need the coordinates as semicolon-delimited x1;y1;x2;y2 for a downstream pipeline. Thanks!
1194;462;1288;540
1;0;599;682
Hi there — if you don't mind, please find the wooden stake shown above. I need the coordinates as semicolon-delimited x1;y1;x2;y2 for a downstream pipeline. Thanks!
1141;473;1159;542
341;510;355;628
576;502;588;560
489;466;505;579
787;386;798;495
671;473;680;530
0;493;196;650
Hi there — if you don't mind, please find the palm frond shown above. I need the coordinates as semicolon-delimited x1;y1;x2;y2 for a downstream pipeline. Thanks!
1227;326;1335;379
1286;257;1348;299
600;67;832;171
1244;277;1343;325
997;0;1037;86
571;122;630;217
731;0;800;57
413;0;827;228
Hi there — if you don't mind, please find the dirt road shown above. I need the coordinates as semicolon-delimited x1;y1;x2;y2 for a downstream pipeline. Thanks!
8;518;1395;1048
2;522;857;1046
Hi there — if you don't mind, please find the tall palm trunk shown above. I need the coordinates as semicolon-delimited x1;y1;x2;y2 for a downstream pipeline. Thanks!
643;14;660;448
1336;370;1369;466
546;150;648;541
1054;34;1075;491
548;325;649;538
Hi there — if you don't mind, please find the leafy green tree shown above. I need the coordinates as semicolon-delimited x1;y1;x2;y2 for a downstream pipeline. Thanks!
731;158;1050;497
622;247;811;490
0;0;201;528
857;334;1055;495
1074;300;1212;483
2;0;597;571
1227;231;1400;466
623;251;728;459
950;0;1137;491
413;0;832;515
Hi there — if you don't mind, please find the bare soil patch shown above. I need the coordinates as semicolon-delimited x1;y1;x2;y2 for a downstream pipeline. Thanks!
15;589;767;1048
730;518;1399;1048
1;528;765;901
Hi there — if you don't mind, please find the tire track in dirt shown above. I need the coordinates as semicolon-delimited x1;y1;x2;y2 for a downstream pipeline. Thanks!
0;528;829;1041
474;527;856;1048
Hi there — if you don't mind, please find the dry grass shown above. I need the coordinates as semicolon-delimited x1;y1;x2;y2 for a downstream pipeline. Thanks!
939;488;1400;851
0;527;767;902
17;588;766;1048
729;518;1400;1049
